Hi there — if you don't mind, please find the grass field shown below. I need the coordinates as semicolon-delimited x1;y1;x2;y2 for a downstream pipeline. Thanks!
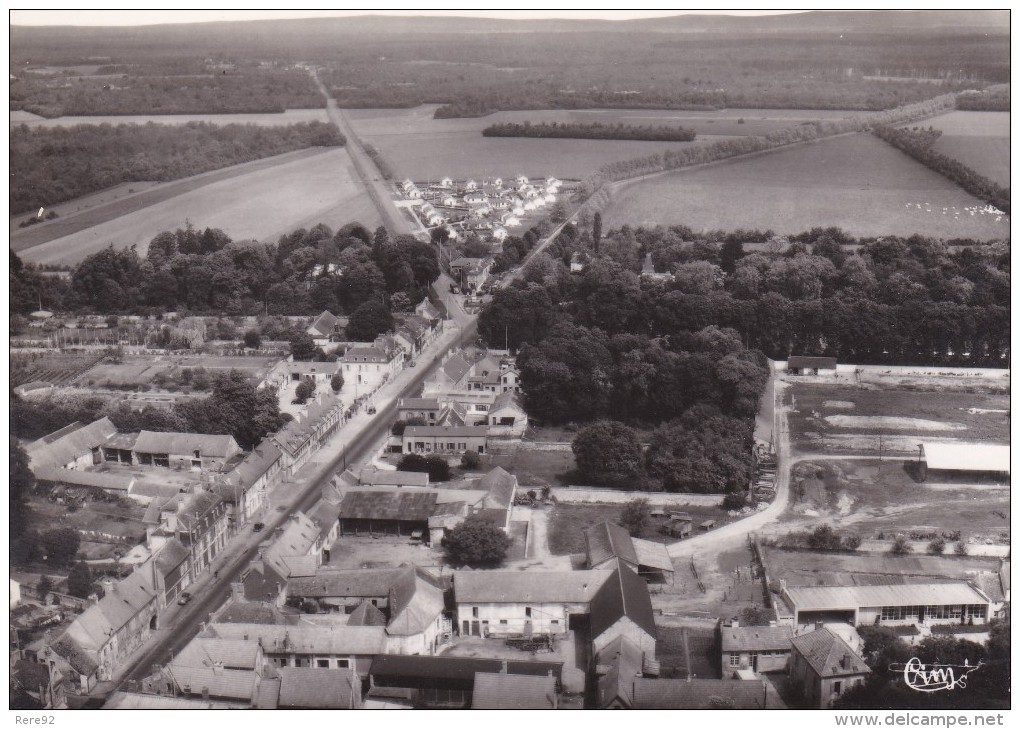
81;354;280;388
487;448;576;489
785;379;1010;457
602;133;1011;239
10;108;328;129
914;111;1011;189
16;148;381;265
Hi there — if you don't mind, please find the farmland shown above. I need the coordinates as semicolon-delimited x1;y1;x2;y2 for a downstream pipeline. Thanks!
345;105;865;180
16;148;381;266
9;108;328;129
918;111;1010;188
79;354;280;390
602;133;1011;239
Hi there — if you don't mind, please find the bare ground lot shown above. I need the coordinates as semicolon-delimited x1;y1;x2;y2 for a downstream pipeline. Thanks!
786;379;1009;457
602;133;1010;239
16;148;381;265
781;458;1009;545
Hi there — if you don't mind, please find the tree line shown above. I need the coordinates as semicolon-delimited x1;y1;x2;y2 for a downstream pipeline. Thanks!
11;66;324;118
956;87;1010;111
481;121;696;142
576;94;959;217
872;124;1010;214
11;121;345;215
11;223;440;335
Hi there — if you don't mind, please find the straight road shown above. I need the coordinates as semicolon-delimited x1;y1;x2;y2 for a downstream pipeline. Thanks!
309;69;414;237
115;315;478;689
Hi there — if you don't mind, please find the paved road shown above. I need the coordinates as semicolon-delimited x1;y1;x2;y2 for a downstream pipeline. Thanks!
309;70;414;237
115;314;478;689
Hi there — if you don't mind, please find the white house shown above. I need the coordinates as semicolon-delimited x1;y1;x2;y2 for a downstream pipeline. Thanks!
491;227;508;242
464;180;479;191
439;177;453;189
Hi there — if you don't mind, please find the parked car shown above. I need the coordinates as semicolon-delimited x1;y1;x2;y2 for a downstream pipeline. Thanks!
177;592;192;606
253;522;265;533
367;406;377;415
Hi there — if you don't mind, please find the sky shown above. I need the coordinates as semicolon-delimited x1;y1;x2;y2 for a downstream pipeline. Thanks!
10;9;811;27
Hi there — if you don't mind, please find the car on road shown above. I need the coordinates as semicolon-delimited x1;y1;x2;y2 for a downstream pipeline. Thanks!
253;522;265;533
367;406;377;414
177;592;192;606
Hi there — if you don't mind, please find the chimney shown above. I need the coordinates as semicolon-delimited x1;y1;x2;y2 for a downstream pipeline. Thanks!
815;621;824;633
230;582;244;601
779;578;787;593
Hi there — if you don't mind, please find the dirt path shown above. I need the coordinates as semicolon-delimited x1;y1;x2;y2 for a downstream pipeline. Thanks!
668;378;794;559
527;507;551;559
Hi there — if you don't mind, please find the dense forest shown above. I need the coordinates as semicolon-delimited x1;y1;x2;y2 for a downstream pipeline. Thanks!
482;121;697;142
576;94;958;216
10;121;344;215
872;125;1010;214
9;222;440;322
10;64;323;118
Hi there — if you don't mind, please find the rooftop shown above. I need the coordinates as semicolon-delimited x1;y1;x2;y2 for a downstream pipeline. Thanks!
404;425;488;438
783;582;990;612
205;623;388;656
584;521;639;569
27;417;117;470
277;667;359;709
921;442;1010;473
340;490;438;521
630;677;786;710
589;564;657;641
788;355;838;369
133;430;238;458
792;628;871;677
454;569;611;605
721;625;794;653
472;671;558;710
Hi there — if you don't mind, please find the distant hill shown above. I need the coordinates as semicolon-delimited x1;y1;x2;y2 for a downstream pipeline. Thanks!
11;10;1010;41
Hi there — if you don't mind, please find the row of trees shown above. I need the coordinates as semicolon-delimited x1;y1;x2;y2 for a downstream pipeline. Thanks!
12;222;440;323
11;66;324;118
11;121;344;215
872;124;1010;214
482;121;696;142
506;224;1009;366
956;87;1010;111
11;369;288;450
576;94;959;216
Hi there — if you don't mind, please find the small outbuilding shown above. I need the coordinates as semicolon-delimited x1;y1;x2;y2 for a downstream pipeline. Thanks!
787;356;837;375
919;442;1010;481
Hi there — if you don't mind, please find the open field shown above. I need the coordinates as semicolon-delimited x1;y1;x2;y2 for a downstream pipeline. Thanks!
602;133;1011;239
16;148;381;266
487;448;575;490
785;378;1010;457
911;111;1011;189
9;108;328;129
914;110;1010;189
346;104;760;180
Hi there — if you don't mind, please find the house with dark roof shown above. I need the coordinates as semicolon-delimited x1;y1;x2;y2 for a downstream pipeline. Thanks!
307;310;342;346
307;499;342;564
12;659;65;709
26;417;117;472
240;561;289;606
472;670;558;709
216;441;283;524
52;560;160;682
787;355;837;375
347;601;388;627
397;397;446;424
152;537;191;607
132;431;241;470
594;634;648;709
340;341;404;382
486;391;528;436
338;486;491;546
424;351;473;393
270;393;345;475
153;488;229;578
629;677;787;710
721;623;794;675
158;636;266;705
790;627;870;708
583;521;674;584
368;655;562;709
262;512;322;579
287;567;407;612
402;424;489;455
589;564;658;655
277;667;362;709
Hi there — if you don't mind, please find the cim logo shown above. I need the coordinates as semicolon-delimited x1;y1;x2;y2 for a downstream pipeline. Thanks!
891;657;983;693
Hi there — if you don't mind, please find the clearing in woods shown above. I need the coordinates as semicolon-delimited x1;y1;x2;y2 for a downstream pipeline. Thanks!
16;147;381;266
602;133;1010;239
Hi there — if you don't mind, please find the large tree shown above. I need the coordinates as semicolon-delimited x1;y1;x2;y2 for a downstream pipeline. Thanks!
67;560;94;599
443;514;512;567
346;299;393;342
572;421;644;488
